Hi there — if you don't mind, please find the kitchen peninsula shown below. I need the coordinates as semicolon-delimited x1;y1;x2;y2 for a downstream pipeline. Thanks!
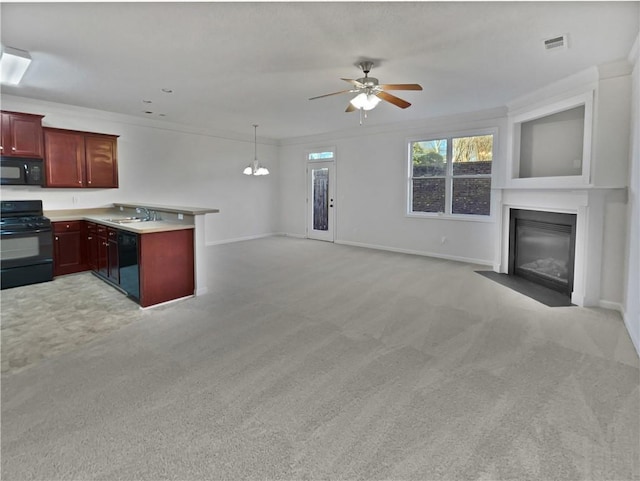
45;203;218;307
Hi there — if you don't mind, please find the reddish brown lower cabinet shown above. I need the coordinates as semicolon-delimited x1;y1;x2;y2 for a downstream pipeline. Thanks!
86;222;98;271
52;221;87;276
107;228;119;284
139;229;194;308
53;219;194;307
96;224;108;278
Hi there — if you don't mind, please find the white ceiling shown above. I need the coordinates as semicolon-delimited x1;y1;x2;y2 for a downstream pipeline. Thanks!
1;2;638;140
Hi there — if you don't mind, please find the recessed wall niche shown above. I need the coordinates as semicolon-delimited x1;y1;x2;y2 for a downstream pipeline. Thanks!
507;91;593;187
519;105;585;178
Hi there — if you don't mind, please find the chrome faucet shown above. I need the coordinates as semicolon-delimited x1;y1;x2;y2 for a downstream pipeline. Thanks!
135;207;151;221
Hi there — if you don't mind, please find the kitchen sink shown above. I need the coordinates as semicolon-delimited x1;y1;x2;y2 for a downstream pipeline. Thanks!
103;217;148;224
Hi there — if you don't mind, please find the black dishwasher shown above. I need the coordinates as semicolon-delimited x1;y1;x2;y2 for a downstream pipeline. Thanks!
118;231;139;301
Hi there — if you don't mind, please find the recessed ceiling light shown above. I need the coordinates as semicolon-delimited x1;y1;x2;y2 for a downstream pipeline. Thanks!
143;111;153;114
142;100;152;104
161;88;173;94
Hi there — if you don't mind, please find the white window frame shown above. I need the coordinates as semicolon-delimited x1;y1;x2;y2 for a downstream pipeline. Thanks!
306;147;336;162
406;127;497;222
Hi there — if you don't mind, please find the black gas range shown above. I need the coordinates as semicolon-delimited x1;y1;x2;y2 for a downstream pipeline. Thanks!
0;200;53;289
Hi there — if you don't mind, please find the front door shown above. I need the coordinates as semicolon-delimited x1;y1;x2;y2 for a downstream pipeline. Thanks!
307;162;335;242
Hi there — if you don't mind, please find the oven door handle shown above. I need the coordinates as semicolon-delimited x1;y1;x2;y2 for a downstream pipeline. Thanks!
0;228;52;236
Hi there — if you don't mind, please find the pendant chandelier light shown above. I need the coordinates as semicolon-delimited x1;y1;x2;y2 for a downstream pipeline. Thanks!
243;124;269;176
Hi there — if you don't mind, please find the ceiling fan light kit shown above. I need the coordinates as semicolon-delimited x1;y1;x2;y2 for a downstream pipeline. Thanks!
349;92;381;111
309;61;422;123
243;124;269;176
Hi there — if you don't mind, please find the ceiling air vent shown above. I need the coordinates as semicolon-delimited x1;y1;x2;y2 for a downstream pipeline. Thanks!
544;34;568;51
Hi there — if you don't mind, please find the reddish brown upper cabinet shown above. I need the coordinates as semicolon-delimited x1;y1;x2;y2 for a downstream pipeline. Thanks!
85;134;118;188
43;128;84;187
0;111;44;158
43;127;119;188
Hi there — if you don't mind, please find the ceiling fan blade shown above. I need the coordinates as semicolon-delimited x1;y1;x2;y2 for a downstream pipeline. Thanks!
377;91;412;109
309;90;352;100
380;83;423;91
345;103;356;113
341;78;365;88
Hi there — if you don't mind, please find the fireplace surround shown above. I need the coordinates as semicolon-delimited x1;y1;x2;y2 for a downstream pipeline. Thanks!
496;187;617;307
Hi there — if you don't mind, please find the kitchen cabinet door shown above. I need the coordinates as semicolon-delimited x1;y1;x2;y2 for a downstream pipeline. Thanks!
97;226;108;278
86;222;98;271
107;228;119;284
1;111;44;158
85;135;118;188
44;128;85;187
52;221;87;276
139;229;194;307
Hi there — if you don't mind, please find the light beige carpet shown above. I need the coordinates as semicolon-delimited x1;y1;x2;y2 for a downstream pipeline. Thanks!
2;237;638;480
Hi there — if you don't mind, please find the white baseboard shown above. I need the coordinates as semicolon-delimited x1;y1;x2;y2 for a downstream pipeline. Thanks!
334;239;493;266
206;233;277;246
598;301;639;358
598;300;623;312
276;232;307;239
621;307;640;357
194;286;208;296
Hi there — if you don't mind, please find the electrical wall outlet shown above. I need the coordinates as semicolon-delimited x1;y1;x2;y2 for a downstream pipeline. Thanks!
178;213;183;220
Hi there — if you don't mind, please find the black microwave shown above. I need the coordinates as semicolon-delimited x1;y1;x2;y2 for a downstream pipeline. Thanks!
0;157;44;186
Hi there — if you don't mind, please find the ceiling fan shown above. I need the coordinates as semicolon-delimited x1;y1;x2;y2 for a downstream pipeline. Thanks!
309;61;422;113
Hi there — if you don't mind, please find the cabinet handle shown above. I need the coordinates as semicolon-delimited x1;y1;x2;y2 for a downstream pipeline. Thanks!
55;236;59;241
78;180;82;184
88;180;92;184
66;224;70;229
11;147;16;151
0;146;3;151
87;236;93;240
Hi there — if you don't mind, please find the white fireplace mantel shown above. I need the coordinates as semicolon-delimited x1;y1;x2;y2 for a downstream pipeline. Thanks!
494;186;626;307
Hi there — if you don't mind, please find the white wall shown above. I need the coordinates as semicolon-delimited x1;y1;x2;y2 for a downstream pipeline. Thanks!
0;95;279;245
279;109;507;265
624;34;640;354
519;106;585;178
592;67;633;307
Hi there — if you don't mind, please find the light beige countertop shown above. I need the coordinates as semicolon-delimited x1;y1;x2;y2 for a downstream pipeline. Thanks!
83;215;194;234
44;206;207;234
45;207;113;222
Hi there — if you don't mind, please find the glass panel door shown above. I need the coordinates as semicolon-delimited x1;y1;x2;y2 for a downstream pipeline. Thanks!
308;162;335;242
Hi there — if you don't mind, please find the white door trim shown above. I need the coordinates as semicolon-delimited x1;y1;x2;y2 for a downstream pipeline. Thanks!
307;161;335;242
